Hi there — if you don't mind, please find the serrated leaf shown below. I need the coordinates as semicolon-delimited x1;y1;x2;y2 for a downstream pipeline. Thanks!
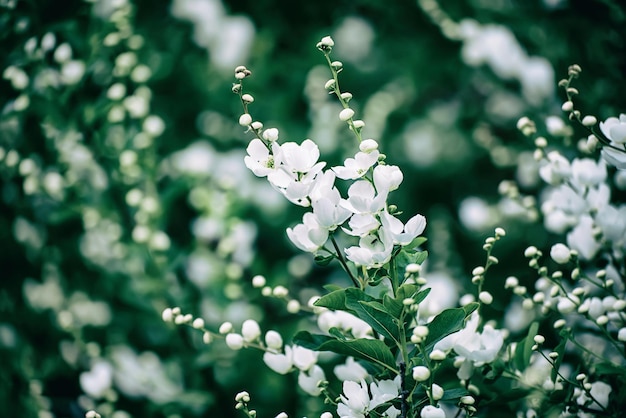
293;331;397;372
514;321;539;372
423;305;476;353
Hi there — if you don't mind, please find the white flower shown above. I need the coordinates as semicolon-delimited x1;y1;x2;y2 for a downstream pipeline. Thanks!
539;151;571;185
334;357;369;381
345;229;394;268
343;213;380;237
373;164;403;194
337;380;370;418
274;139;324;174
599;114;626;169
566;215;601;260
263;345;293;374
341;180;387;214
380;210;426;246
310;171;352;230
298;365;326;396
369;379;399;409
332;150;380;179
80;361;113;398
292;345;318;371
595;204;626;247
434;312;503;379
420;405;446;418
286;213;329;253
549;243;571;264
244;138;275;177
571;158;607;187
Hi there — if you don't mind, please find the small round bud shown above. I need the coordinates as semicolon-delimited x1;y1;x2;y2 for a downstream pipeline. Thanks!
286;299;301;314
494;227;506;237
431;383;444;401
524;246;538;258
340;92;353;102
203;332;212;344
413;325;429;338
192;318;205;329
479;291;493;305
472;266;485;276
242;319;261;342
273;285;288;298
252;275;266;288
352;119;365;129
581;115;597;126
460;395;475;405
504;276;518;289
251;121;263;131
235;391;251;402
553;319;566;329
561;101;574;112
429;349;446;361
242;94;254;103
324;79;336;90
239;113;252;126
412;366;431;382
226;333;245;350
331;61;343;71
219;322;233;334
533;335;545;344
162;308;174;322
339;108;355;121
265;330;283;350
534;137;548;148
405;263;421;274
317;36;334;48
359;139;378;153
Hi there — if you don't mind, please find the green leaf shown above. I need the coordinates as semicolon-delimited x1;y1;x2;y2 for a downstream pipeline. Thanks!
315;288;348;311
355;301;401;345
383;294;404;319
293;331;397;372
514;321;539;372
423;304;478;352
314;254;335;266
393;249;428;281
595;361;626;377
440;388;469;402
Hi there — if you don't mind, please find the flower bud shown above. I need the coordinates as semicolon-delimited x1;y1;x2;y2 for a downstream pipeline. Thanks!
265;330;283;349
431;383;444;401
239;113;252;126
226;333;245;350
339;108;355;121
412;366;431;382
242;319;261;342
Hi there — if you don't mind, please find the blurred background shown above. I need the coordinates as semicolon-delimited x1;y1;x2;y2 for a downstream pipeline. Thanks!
1;0;625;416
